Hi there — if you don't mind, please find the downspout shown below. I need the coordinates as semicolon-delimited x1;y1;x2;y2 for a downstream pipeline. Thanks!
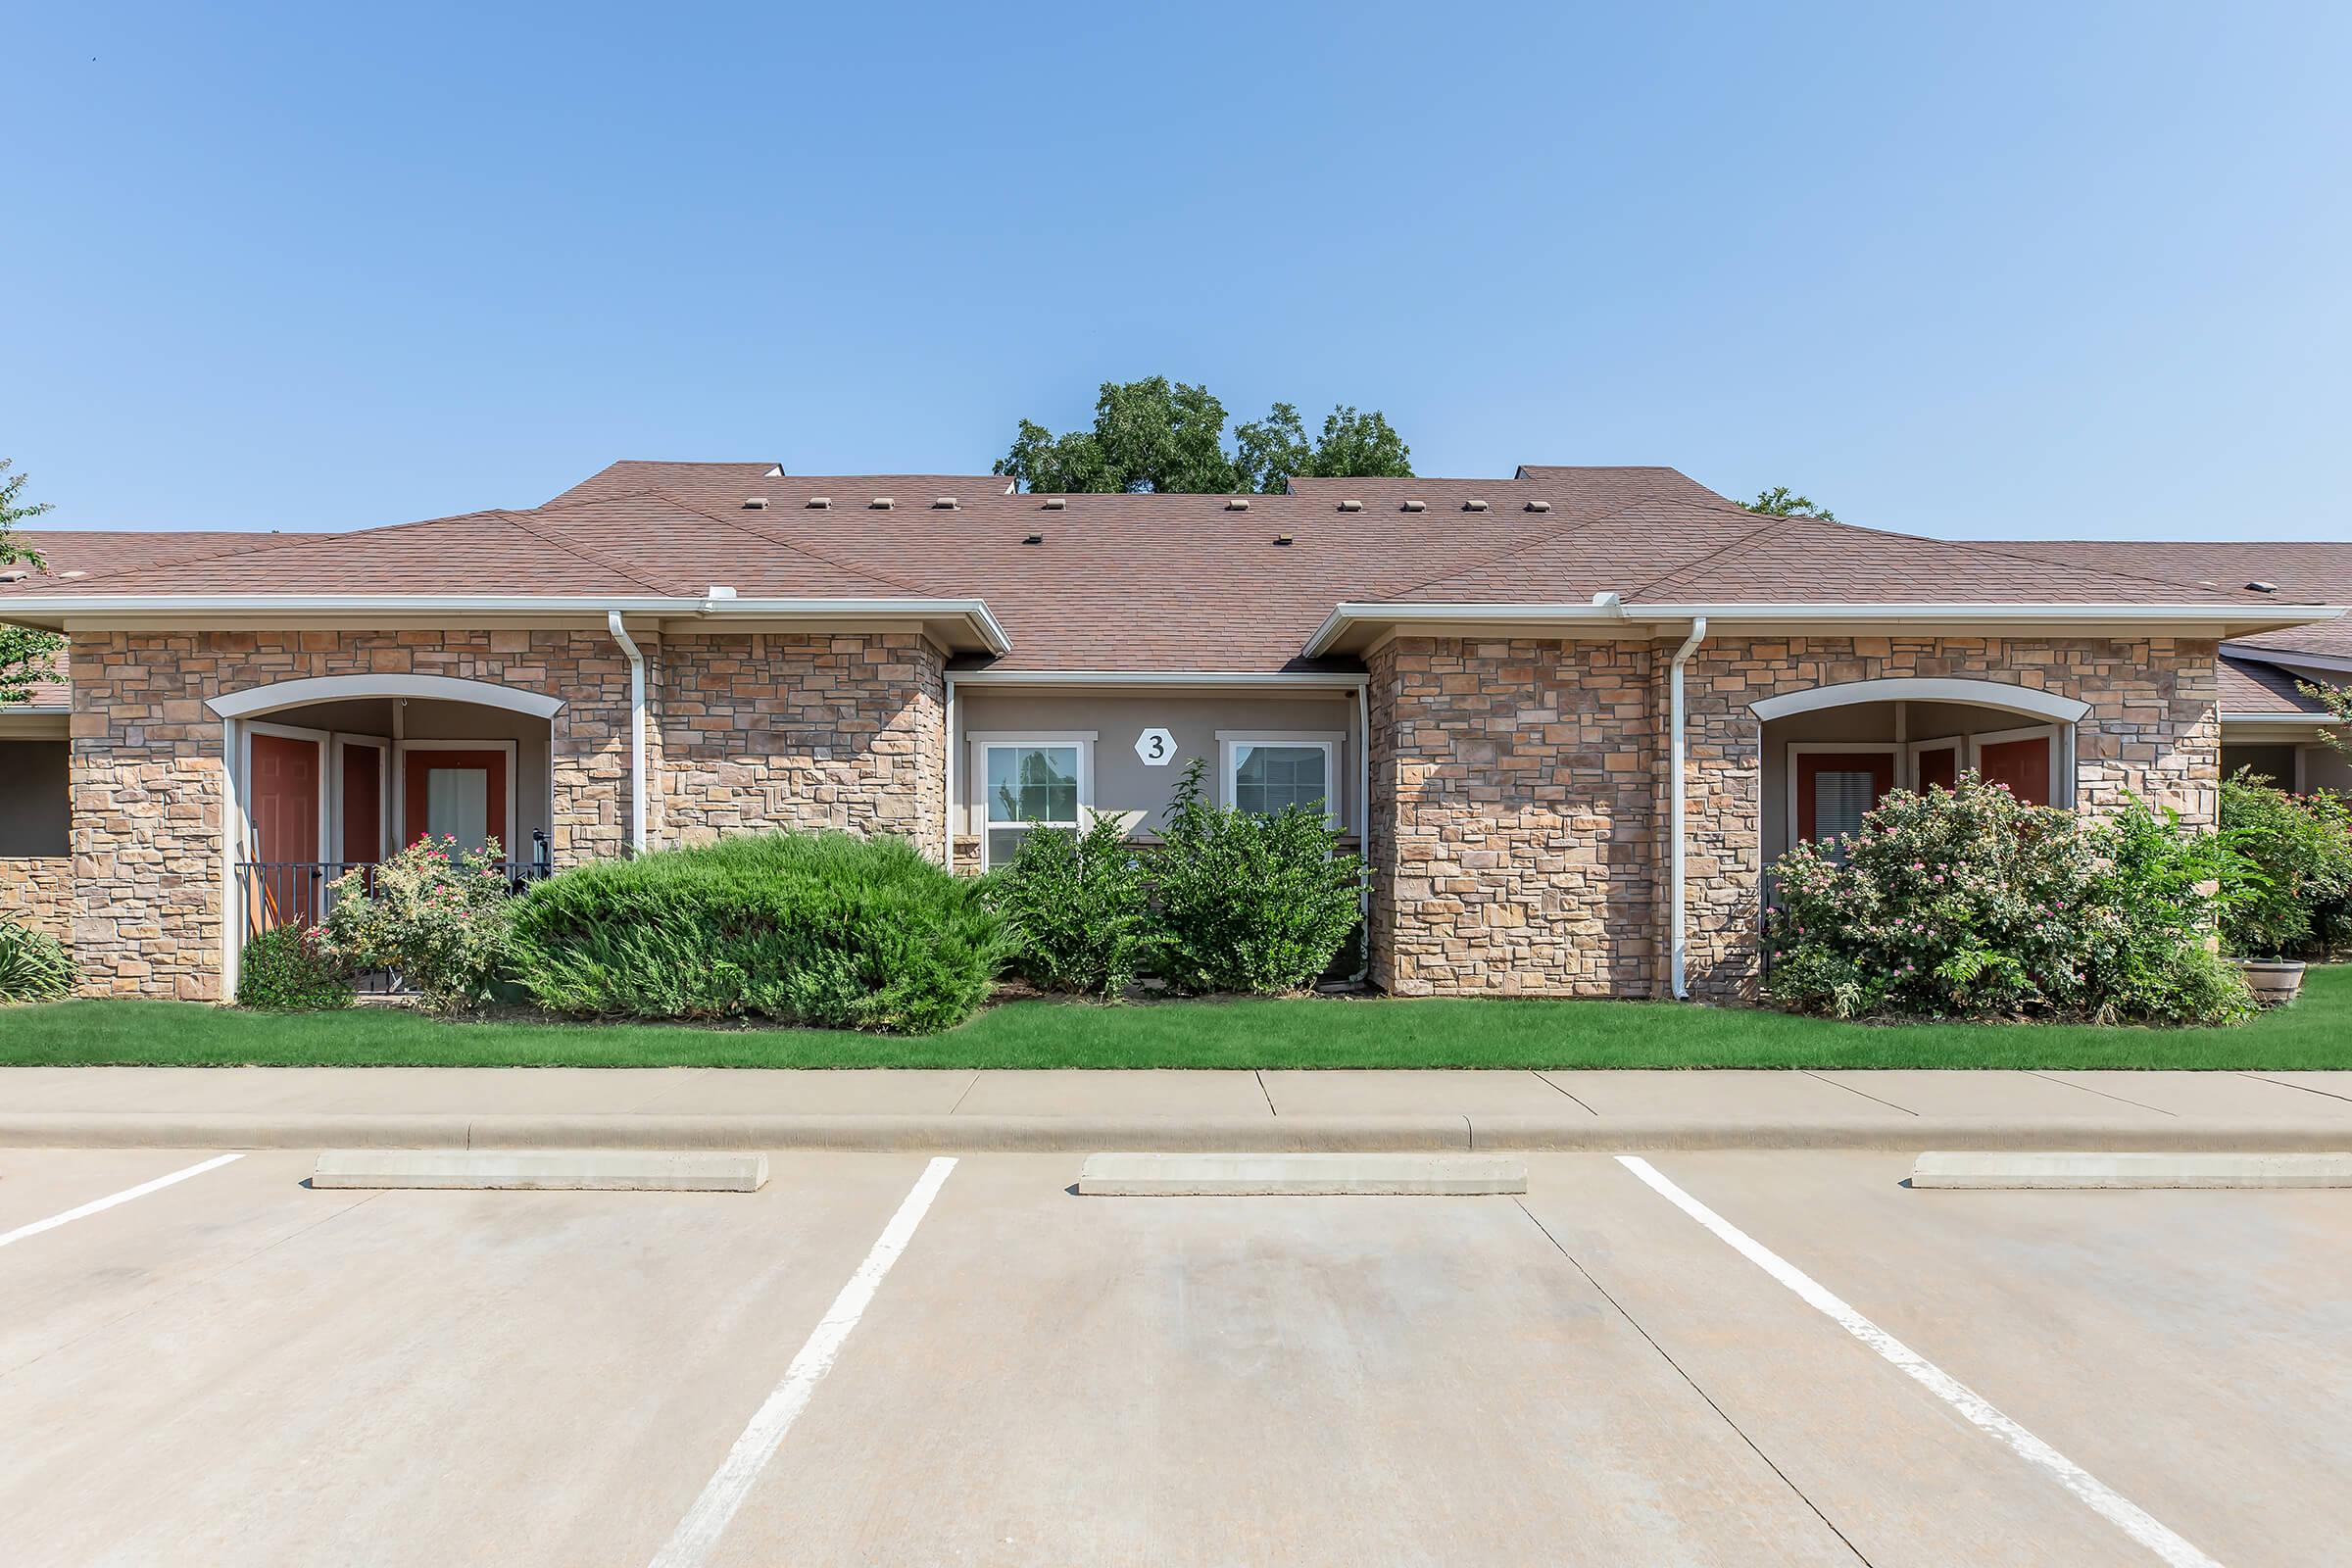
1668;615;1707;1000
607;611;647;856
1350;678;1372;985
942;673;957;869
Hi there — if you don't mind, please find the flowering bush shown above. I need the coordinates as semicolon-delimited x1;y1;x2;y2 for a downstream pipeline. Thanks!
323;835;516;1011
1765;773;2253;1026
2217;771;2352;957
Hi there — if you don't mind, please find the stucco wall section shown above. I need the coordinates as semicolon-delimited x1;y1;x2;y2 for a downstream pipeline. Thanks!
0;856;74;938
657;633;945;855
1680;634;2221;1000
68;628;644;999
1366;636;1660;997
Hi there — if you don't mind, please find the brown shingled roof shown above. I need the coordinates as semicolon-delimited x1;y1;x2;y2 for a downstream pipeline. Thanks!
1977;541;2352;660
3;469;2332;675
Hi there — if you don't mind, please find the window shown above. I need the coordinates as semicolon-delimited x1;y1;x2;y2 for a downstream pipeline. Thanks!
1218;733;1340;824
975;737;1090;868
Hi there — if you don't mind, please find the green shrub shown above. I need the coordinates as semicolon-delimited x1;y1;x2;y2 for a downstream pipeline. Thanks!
1147;759;1363;995
989;811;1152;998
1765;774;2253;1025
0;917;74;1004
323;835;516;1012
2217;771;2352;958
237;924;356;1010
507;831;1007;1034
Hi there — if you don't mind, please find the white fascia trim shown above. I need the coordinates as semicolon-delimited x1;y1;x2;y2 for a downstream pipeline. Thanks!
2222;644;2352;676
207;673;567;720
2220;710;2344;726
952;669;1368;688
12;594;1011;653
1751;678;2091;724
1303;598;2344;656
1303;595;1627;656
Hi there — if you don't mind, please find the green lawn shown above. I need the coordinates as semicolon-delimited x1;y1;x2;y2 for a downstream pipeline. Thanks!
2;964;2347;1070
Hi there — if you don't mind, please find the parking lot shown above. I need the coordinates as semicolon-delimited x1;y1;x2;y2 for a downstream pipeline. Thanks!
3;1146;2347;1566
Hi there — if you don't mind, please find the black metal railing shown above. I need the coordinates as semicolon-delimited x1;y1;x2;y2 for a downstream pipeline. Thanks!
235;833;553;995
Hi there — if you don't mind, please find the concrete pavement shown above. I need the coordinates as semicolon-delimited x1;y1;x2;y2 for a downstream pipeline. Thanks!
3;1065;2352;1151
6;1147;2351;1563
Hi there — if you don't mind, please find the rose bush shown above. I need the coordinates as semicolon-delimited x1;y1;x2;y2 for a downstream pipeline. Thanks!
322;835;516;1011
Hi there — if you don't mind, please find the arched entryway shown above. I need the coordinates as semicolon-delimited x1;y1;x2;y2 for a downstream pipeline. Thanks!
209;675;565;990
1750;677;2091;859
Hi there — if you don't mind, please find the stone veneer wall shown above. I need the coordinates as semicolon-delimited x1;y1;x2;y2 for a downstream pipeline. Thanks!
0;856;74;938
1369;632;2220;1003
1366;636;1661;996
656;633;945;855
69;629;645;1000
1680;634;2221;1000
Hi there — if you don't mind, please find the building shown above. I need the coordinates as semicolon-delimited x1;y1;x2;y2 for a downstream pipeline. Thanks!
0;462;2339;1003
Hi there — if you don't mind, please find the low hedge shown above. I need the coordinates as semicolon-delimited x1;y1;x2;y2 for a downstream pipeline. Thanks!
506;831;1007;1035
237;925;356;1010
0;917;75;1004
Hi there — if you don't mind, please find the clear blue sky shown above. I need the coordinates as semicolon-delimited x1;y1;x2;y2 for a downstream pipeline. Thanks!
7;2;2349;540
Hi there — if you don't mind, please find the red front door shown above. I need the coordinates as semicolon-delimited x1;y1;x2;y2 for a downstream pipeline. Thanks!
341;744;383;866
403;750;508;858
1915;741;1961;794
1796;751;1896;848
1979;735;2052;806
249;732;321;928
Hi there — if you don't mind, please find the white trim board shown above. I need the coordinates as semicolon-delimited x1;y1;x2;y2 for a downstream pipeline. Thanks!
1751;678;2089;724
209;673;564;720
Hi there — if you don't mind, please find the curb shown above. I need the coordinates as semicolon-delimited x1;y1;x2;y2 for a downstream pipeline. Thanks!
1;1112;2347;1153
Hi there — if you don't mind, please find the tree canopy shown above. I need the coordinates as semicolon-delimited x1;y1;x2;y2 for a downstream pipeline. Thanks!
1747;485;1838;522
995;377;1413;494
0;460;62;709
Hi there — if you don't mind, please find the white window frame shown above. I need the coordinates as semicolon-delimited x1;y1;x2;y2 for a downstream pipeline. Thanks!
1216;730;1344;827
968;731;1095;870
396;738;520;858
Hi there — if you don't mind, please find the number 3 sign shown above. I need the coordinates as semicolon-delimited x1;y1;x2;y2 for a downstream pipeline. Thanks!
1134;727;1177;765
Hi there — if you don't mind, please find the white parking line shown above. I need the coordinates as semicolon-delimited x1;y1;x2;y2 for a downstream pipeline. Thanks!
0;1153;245;1251
648;1156;957;1568
1617;1155;2222;1568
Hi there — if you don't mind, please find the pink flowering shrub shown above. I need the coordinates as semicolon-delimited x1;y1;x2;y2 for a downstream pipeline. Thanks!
1765;773;2253;1025
323;835;515;1010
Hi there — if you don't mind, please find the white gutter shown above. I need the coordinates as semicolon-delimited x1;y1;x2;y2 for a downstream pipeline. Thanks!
1668;616;1707;1001
607;612;648;856
0;594;1013;653
947;668;1368;688
2219;710;2345;725
1303;599;2343;657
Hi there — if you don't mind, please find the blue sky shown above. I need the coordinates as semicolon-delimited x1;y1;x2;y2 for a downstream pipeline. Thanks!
7;2;2349;539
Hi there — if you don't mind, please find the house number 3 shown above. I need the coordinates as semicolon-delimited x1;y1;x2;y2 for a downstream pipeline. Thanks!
1134;727;1177;765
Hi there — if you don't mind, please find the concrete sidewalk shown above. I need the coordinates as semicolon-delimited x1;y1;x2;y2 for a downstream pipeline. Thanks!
4;1065;2351;1151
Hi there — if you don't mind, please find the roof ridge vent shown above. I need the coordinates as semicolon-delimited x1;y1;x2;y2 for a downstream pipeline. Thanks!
2247;580;2278;593
870;496;895;510
1400;499;1427;513
1463;498;1490;512
1274;532;1295;546
1226;497;1250;511
1337;499;1364;513
0;568;26;583
807;496;832;509
742;496;769;510
1524;500;1551;513
933;496;958;509
1023;531;1044;545
1041;497;1067;511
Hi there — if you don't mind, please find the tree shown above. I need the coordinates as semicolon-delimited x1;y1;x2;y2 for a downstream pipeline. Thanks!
1748;485;1838;522
0;460;62;710
2301;679;2352;760
995;378;1413;494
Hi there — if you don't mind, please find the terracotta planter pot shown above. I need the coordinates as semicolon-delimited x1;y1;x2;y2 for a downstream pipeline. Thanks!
2239;959;2306;1006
